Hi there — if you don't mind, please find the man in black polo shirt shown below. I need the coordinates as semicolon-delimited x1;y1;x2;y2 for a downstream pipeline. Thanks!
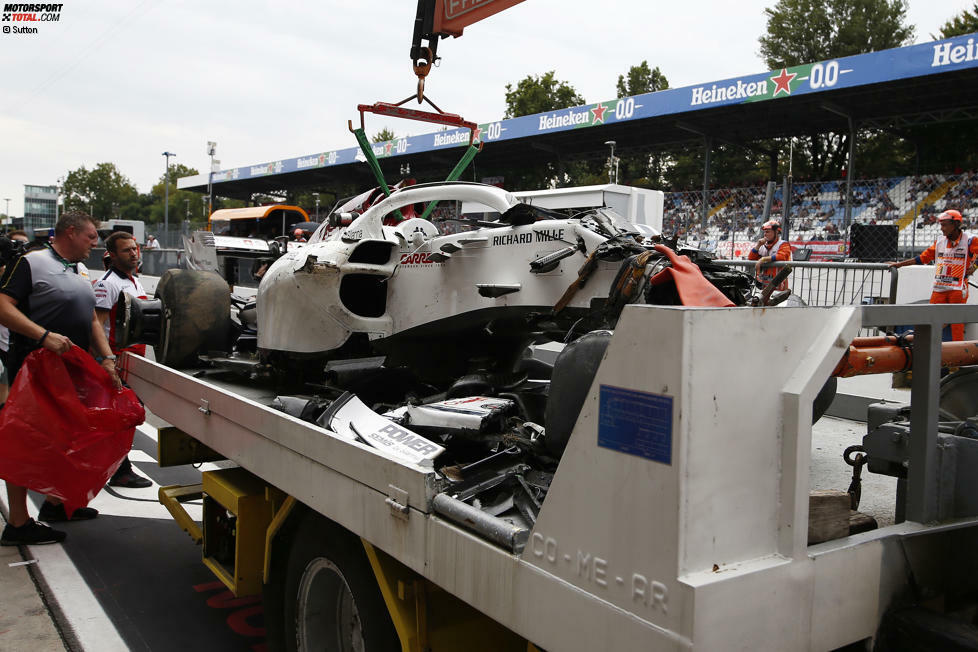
0;212;121;546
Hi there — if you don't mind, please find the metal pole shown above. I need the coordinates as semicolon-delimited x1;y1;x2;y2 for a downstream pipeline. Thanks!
701;137;712;232
906;321;941;523
604;141;616;184
206;141;217;219
782;175;792;241
844;118;856;238
162;151;175;247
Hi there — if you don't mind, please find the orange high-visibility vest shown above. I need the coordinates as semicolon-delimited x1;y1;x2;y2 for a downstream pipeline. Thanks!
932;234;976;292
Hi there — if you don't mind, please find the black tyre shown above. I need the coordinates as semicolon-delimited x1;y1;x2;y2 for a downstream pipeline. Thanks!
939;366;978;420
545;330;613;457
155;269;230;367
271;509;399;652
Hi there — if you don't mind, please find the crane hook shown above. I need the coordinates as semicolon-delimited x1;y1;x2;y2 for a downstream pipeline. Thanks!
413;46;434;103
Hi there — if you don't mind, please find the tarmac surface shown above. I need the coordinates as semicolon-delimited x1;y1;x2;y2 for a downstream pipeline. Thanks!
0;366;909;651
0;419;266;652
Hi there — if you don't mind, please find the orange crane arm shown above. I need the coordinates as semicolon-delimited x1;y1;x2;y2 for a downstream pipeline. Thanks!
832;337;978;378
411;0;526;96
428;0;527;37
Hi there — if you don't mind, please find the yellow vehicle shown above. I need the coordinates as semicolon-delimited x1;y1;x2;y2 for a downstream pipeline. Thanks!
207;205;310;242
196;204;313;287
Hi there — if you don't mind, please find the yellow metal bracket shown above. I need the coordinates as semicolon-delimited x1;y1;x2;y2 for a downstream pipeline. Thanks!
157;426;225;467
363;541;527;652
158;484;203;544
262;495;296;583
200;468;276;597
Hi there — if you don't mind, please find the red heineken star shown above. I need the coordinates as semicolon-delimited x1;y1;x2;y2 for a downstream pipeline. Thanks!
771;68;797;97
590;103;608;124
384;142;394;156
473;126;483;142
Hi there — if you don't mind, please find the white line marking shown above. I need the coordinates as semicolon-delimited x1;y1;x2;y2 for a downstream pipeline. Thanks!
8;559;38;567
28;539;129;651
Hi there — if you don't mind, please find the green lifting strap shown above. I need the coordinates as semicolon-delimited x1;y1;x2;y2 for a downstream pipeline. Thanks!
353;127;405;222
419;142;481;222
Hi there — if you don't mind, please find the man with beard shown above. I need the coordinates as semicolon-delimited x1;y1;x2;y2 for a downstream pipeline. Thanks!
93;231;153;488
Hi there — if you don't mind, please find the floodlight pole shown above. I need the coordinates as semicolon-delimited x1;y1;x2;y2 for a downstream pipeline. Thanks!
313;192;320;220
604;141;616;184
206;141;217;219
162;151;176;246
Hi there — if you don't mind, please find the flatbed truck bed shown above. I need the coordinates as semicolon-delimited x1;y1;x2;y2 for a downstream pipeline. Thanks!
119;302;978;651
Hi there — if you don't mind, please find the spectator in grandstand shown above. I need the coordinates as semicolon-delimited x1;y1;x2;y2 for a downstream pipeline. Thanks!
748;220;792;290
889;209;978;341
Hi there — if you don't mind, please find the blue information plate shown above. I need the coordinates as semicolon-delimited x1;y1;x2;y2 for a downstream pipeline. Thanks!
598;385;673;465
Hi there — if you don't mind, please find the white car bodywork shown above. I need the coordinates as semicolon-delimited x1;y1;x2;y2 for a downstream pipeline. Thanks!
257;183;647;355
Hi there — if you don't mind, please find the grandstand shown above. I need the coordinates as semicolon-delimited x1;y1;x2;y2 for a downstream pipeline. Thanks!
174;32;978;262
664;172;978;259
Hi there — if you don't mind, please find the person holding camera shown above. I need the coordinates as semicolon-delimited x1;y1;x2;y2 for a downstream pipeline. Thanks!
93;231;152;489
0;212;121;546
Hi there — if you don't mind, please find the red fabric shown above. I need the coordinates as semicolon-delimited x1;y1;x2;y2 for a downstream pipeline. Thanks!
0;346;144;516
648;244;735;307
929;289;968;341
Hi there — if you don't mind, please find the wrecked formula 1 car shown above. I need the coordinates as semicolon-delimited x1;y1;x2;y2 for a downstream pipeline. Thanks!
117;181;801;547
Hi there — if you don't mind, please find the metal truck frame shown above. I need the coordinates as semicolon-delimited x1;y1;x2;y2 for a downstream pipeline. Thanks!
119;300;978;651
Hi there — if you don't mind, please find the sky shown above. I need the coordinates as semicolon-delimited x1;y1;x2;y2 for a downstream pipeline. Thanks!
0;0;973;218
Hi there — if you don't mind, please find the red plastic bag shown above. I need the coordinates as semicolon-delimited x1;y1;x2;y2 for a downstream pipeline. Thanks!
0;346;145;517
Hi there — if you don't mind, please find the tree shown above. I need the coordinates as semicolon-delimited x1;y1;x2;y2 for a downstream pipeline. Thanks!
493;72;587;188
938;3;978;38
149;163;201;225
757;0;915;179
62;163;140;219
615;62;671;187
372;128;396;143
616;61;668;98
758;0;914;69
504;71;585;118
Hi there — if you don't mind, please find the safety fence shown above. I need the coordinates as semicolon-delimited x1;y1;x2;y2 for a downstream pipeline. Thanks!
664;172;978;261
140;224;195;250
84;247;183;277
716;259;898;337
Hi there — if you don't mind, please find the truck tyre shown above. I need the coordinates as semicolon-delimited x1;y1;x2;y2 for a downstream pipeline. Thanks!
155;269;230;367
275;510;399;652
